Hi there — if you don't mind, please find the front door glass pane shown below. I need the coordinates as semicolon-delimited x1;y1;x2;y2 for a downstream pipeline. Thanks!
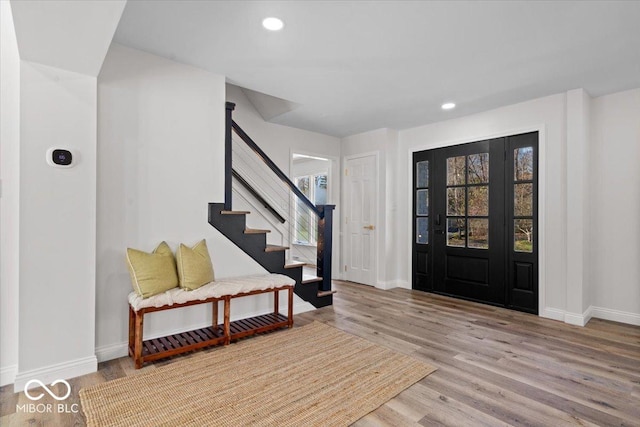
417;161;429;188
447;218;466;247
514;147;534;180
447;188;465;216
447;156;466;185
416;218;428;244
417;189;429;215
468;153;489;184
468;219;489;249
514;219;533;252
468;186;489;216
514;183;533;216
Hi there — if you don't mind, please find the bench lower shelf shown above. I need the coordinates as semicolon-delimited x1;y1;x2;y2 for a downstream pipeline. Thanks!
136;313;290;364
230;313;289;341
140;326;226;361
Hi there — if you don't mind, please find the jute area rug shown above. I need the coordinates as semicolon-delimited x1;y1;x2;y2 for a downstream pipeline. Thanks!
80;321;436;426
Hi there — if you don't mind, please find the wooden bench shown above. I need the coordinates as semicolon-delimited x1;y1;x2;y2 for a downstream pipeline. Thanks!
128;274;294;368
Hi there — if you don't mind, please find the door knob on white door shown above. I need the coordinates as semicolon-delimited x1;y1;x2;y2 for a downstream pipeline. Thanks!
363;225;375;230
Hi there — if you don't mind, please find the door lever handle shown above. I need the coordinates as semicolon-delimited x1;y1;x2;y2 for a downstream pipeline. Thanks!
363;225;375;230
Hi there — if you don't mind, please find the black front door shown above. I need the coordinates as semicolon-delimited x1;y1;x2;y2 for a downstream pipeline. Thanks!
412;132;538;314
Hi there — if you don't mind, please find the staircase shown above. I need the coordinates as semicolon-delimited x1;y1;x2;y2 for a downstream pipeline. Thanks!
206;102;336;309
208;204;333;307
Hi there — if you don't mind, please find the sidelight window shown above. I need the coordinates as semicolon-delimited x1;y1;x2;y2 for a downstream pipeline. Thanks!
416;161;429;244
513;147;534;252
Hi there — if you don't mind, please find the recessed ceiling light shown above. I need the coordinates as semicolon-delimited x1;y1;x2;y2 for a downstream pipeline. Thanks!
441;102;456;110
262;17;284;31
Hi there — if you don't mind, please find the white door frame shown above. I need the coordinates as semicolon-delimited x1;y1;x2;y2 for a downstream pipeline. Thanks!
289;149;340;273
343;151;380;286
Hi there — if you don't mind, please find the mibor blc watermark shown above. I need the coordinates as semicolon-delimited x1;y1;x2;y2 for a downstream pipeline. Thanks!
16;379;79;414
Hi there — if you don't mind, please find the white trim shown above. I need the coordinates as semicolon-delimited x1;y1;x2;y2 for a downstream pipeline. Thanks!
405;124;547;314
95;342;129;363
377;280;409;290
288;148;340;271
14;356;97;393
564;310;589;327
343;151;380;287
582;305;594;326
541;305;638;327
590;306;640;326
541;307;566;322
0;364;18;387
375;280;391;290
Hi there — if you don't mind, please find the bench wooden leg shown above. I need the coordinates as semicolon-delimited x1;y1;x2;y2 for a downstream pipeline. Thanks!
128;306;135;357
274;289;279;316
133;310;144;369
223;297;231;345
288;287;294;328
212;300;218;329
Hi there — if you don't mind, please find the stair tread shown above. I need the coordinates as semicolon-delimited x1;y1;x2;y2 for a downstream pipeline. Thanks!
284;261;307;269
302;274;322;284
220;210;250;215
317;290;337;297
265;244;289;252
244;228;271;234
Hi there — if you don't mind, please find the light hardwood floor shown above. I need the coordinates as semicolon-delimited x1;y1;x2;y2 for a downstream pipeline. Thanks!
2;281;639;426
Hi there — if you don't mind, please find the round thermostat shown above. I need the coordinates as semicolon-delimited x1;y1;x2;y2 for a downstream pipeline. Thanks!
46;148;74;168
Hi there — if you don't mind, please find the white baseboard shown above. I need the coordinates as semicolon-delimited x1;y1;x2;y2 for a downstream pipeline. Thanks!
590;306;640;326
542;305;638;327
13;356;97;393
0;364;17;387
564;309;590;327
376;280;409;290
541;307;565;322
95;342;129;363
96;301;315;363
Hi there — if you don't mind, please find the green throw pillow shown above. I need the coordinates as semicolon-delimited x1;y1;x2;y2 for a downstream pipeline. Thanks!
126;241;178;298
176;239;215;290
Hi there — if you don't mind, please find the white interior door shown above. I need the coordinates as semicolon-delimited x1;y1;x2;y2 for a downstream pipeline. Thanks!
345;154;376;286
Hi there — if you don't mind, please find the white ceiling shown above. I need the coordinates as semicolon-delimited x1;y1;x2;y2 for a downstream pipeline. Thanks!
11;0;126;76
113;1;640;137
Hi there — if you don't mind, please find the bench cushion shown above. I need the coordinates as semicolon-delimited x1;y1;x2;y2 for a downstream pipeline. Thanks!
128;273;295;312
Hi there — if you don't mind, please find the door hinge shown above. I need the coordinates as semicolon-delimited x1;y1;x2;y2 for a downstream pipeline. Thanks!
344;265;347;272
345;168;348;176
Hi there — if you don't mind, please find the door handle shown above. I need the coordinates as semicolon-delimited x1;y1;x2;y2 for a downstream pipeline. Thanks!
363;225;375;230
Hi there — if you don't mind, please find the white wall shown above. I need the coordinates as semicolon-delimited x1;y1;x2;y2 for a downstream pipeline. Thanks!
565;88;591;321
0;0;21;386
397;94;568;318
292;158;330;178
15;61;98;390
341;128;400;288
589;88;640;324
97;45;315;362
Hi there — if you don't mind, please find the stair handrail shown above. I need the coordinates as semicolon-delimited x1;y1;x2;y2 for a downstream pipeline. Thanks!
226;103;322;218
232;168;286;223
